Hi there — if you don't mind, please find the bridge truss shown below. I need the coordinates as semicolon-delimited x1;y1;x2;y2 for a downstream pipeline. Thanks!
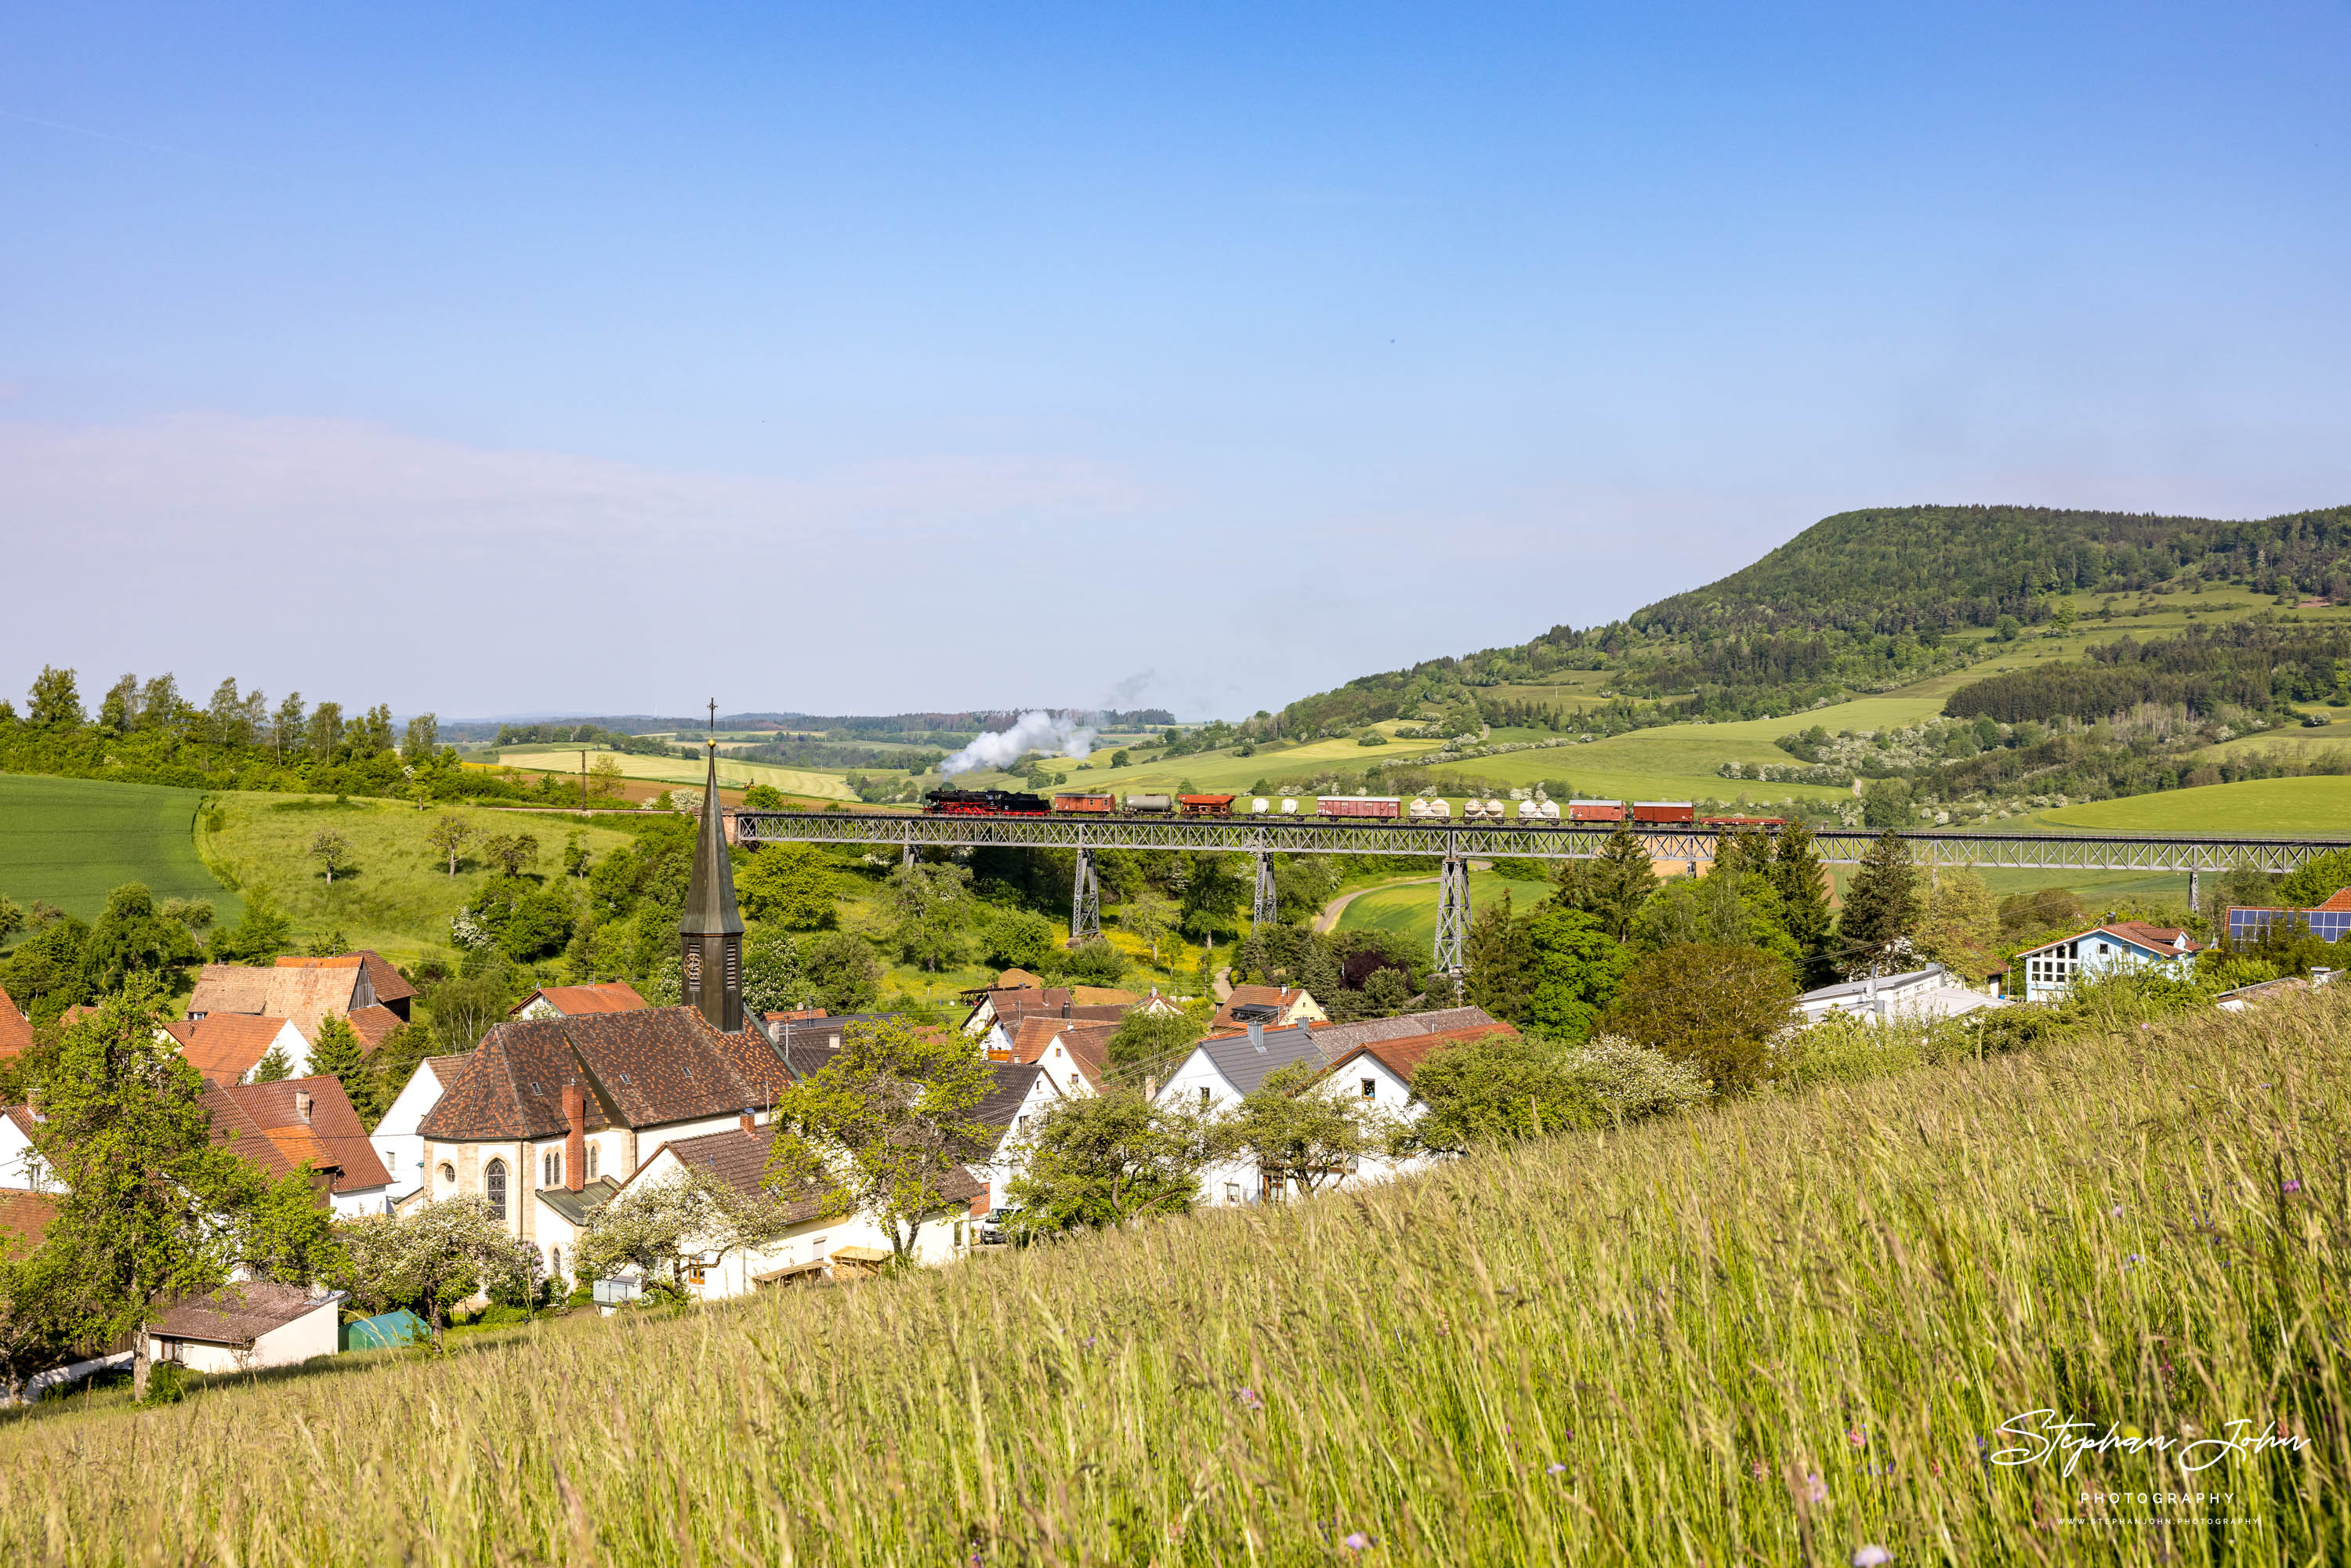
734;810;2345;978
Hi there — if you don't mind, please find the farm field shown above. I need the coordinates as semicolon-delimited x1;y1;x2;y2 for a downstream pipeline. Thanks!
1077;722;1449;795
2033;777;2351;837
1333;867;1531;946
0;774;239;923
200;794;645;965
6;997;2344;1562
488;744;857;801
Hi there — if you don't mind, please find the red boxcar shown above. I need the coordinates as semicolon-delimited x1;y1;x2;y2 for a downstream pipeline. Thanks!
1630;801;1695;824
1316;796;1403;820
1052;792;1117;814
1568;801;1626;823
1178;794;1237;817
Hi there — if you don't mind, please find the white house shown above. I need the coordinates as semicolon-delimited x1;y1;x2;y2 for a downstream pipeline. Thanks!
1794;964;2006;1026
617;1123;984;1300
2014;922;2201;1004
0;1106;53;1192
1154;1019;1327;1207
371;1053;476;1204
965;1060;1073;1211
205;1077;397;1219
147;1281;346;1375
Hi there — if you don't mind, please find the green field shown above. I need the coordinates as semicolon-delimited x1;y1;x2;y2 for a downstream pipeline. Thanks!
201;795;647;965
491;744;857;801
1334;868;1536;946
2037;776;2351;836
0;774;240;924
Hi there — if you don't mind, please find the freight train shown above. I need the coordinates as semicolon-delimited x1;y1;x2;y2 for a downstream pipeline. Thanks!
919;790;1782;827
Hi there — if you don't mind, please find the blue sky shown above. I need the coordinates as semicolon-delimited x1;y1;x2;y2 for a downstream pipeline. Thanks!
4;3;2347;720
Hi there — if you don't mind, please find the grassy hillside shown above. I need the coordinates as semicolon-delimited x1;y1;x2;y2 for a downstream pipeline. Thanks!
200;795;645;965
2037;777;2351;835
490;744;857;801
0;774;240;923
9;995;2347;1562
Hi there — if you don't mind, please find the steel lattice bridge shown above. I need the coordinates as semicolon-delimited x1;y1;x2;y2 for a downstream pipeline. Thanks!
732;809;2343;978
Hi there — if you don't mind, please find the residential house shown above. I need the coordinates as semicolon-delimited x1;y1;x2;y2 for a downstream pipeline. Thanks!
1154;1018;1328;1207
0;985;31;1059
161;1014;313;1086
2225;887;2351;946
1286;1006;1506;1063
614;1121;983;1298
0;1106;54;1192
205;1076;396;1218
1208;985;1327;1033
962;984;1130;1048
2014;922;2202;1004
0;1188;56;1258
1004;1015;1115;1094
2216;970;2339;1012
1320;1020;1520;1185
1794;965;2006;1026
513;981;649;1019
186;951;415;1047
763;1011;896;1075
965;1060;1070;1211
370;1053;476;1204
146;1281;346;1375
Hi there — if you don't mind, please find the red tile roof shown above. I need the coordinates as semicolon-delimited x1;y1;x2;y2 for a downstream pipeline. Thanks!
1006;1016;1117;1085
1325;1022;1520;1085
1210;986;1317;1031
203;1075;393;1193
162;1015;297;1086
347;1005;406;1053
2317;889;2351;912
514;981;650;1017
0;1190;57;1258
418;1009;794;1143
0;986;31;1059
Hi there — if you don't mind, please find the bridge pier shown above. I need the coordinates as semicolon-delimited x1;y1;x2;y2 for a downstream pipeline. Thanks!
1435;849;1469;998
1252;851;1277;932
2190;867;2201;912
1071;846;1102;943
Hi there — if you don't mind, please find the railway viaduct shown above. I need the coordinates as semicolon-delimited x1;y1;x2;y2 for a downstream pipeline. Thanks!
731;809;2346;983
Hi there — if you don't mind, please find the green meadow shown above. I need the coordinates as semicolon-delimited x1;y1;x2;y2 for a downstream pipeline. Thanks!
0;774;239;923
2038;776;2351;837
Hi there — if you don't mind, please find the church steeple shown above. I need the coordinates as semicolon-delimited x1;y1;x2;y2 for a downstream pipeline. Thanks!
679;700;744;1032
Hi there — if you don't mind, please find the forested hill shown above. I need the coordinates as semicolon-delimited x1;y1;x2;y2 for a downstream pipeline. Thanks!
1273;501;2351;737
1632;503;2351;639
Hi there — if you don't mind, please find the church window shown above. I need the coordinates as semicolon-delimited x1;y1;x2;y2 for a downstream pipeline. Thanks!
438;1162;455;1188
586;1142;600;1180
485;1159;508;1222
542;1149;561;1188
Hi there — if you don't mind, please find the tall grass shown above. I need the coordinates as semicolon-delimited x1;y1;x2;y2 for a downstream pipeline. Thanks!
7;997;2351;1564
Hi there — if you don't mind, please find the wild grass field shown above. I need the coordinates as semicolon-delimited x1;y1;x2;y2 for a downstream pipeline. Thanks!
8;994;2347;1563
0;774;240;923
200;794;644;965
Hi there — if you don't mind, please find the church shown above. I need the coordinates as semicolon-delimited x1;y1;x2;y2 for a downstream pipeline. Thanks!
410;737;795;1284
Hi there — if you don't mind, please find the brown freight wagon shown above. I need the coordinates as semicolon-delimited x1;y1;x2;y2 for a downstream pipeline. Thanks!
1629;801;1695;824
1052;793;1118;814
1178;794;1237;817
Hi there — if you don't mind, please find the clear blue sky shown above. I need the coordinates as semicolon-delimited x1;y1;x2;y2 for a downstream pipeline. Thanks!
4;3;2346;721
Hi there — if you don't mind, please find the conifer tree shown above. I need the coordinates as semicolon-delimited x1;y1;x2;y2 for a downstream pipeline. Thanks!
308;1011;368;1109
1552;828;1657;940
1770;818;1837;986
252;1043;293;1083
1837;831;1921;976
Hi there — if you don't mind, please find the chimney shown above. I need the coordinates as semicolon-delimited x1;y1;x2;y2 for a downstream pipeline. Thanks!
293;1091;313;1124
562;1083;586;1192
1248;1018;1265;1052
739;1110;755;1135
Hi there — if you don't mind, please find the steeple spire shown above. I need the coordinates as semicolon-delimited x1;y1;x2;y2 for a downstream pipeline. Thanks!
679;702;744;1031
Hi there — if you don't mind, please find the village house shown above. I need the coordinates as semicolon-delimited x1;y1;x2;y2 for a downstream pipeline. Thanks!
371;1052;476;1204
960;977;1133;1048
146;1280;346;1375
964;1060;1071;1211
0;985;31;1060
1793;964;2005;1026
186;951;415;1047
0;1106;52;1192
1208;985;1327;1033
763;1010;895;1073
205;1076;396;1218
614;1120;984;1298
161;1013;313;1085
2013;921;2202;1003
512;980;649;1019
1318;1019;1519;1185
1002;1015;1115;1093
2224;886;2351;946
1154;1016;1327;1207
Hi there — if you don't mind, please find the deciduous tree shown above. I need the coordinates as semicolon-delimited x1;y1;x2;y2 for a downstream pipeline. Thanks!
575;1164;797;1291
425;815;473;875
1229;1061;1383;1197
1601;942;1795;1095
483;832;539;878
336;1197;534;1345
736;842;838;929
309;829;357;884
1004;1088;1220;1229
765;1019;994;1262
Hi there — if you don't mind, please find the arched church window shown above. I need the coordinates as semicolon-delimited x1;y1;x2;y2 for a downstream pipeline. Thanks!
485;1159;507;1222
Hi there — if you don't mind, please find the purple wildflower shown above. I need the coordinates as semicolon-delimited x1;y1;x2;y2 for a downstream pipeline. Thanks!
1343;1532;1371;1552
2110;1204;2124;1218
1847;1429;1867;1449
1803;1473;1828;1505
1853;1548;1893;1567
1546;1463;1567;1476
2284;1179;2304;1194
1237;1387;1264;1412
1081;1337;1096;1349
